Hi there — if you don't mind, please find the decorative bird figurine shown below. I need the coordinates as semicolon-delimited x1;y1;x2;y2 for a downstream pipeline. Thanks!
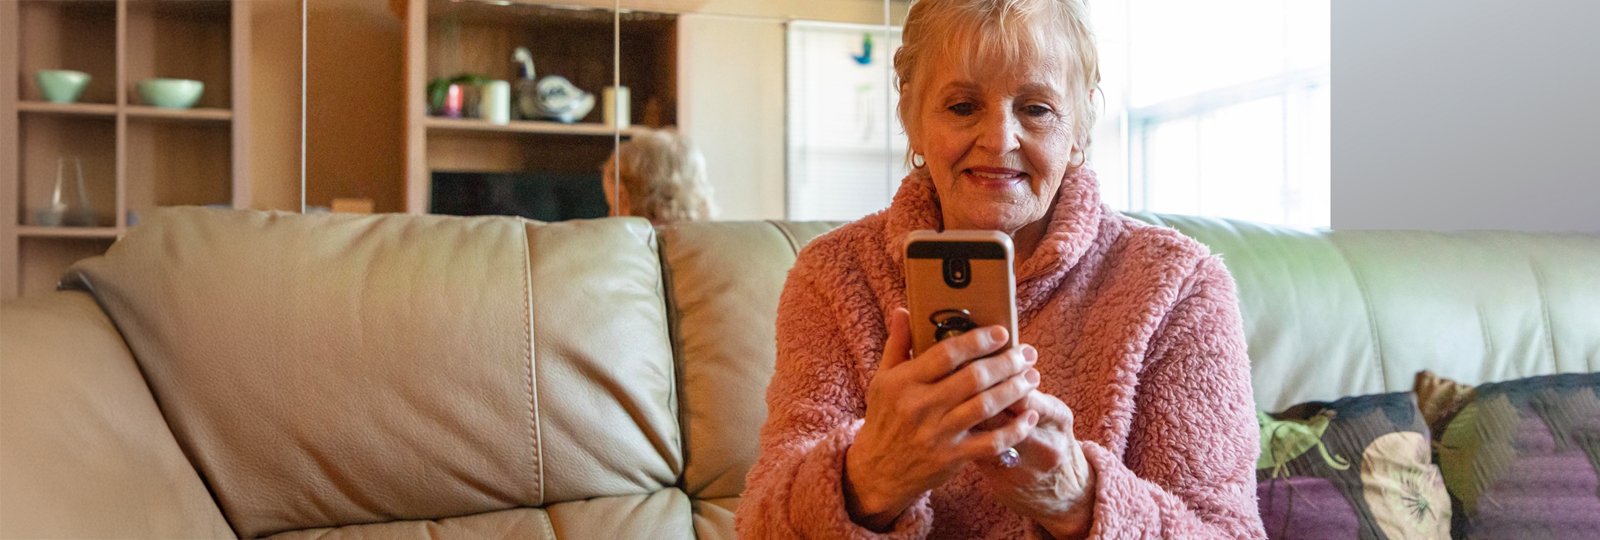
513;47;540;120
511;46;595;123
533;75;595;123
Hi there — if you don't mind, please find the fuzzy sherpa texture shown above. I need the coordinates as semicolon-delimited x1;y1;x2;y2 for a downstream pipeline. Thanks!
735;168;1266;539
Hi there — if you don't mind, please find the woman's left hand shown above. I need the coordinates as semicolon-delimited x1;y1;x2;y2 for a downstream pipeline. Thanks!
978;391;1098;539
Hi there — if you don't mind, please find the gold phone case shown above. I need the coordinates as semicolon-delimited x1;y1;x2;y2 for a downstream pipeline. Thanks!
904;230;1019;357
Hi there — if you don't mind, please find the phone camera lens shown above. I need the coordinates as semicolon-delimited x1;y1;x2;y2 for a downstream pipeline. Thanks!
943;257;971;289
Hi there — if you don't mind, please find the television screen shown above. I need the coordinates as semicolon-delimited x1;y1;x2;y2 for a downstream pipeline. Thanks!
430;171;609;222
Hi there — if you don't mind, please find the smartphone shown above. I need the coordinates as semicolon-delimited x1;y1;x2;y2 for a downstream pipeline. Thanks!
903;230;1019;357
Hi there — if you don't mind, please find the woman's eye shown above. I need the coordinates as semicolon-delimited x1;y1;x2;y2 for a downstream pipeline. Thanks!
1022;104;1053;118
947;102;976;116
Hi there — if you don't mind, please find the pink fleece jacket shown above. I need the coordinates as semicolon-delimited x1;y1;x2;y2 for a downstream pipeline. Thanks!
736;168;1265;539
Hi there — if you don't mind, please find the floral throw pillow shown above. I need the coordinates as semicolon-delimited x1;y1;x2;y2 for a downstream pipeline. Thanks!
1414;370;1477;439
1434;372;1600;539
1257;392;1451;539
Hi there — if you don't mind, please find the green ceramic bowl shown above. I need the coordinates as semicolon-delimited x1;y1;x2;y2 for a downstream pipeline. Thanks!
137;78;204;109
35;70;91;103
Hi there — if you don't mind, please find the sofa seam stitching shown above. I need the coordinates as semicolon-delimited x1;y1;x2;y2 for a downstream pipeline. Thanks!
522;225;543;506
1475;302;1495;360
1530;261;1560;372
653;227;689;491
1330;236;1390;391
766;220;802;256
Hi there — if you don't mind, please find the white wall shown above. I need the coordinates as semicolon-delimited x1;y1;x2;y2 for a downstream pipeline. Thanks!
677;15;788;220
1333;0;1600;232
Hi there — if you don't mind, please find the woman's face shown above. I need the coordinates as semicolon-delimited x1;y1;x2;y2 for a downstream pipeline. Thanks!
911;40;1077;235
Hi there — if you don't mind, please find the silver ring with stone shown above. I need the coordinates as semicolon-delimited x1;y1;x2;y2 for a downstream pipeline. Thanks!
996;447;1020;468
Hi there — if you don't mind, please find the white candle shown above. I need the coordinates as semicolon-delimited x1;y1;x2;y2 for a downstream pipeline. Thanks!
483;80;512;125
604;86;630;128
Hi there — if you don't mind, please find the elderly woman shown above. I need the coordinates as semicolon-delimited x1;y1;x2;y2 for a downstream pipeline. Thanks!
736;0;1264;538
600;128;717;224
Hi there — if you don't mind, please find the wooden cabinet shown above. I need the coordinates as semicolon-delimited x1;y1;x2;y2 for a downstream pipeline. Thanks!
1;0;253;299
402;0;677;214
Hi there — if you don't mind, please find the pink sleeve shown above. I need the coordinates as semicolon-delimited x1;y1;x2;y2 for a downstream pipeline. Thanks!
735;270;935;539
1081;256;1266;540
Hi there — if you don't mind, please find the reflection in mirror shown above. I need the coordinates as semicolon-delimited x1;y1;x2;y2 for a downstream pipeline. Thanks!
396;0;621;219
622;0;909;221
305;0;909;223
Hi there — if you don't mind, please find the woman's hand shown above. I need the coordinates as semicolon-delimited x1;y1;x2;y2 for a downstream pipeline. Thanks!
844;308;1042;531
979;391;1098;539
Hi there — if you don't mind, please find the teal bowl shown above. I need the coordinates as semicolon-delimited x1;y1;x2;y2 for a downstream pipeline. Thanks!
35;70;91;103
137;78;204;109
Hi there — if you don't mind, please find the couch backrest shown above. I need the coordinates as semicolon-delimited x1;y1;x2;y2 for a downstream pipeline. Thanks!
66;209;688;538
59;208;1600;538
653;221;838;533
1122;213;1600;410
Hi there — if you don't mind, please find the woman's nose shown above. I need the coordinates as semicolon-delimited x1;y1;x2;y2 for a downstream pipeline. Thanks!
974;109;1022;154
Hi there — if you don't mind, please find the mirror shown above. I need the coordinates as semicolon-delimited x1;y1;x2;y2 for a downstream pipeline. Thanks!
302;0;909;223
618;0;910;221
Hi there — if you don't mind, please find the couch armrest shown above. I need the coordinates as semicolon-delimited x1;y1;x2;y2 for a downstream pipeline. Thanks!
1;292;234;539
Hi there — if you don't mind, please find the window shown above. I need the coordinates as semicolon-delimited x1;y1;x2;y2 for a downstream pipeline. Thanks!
1092;0;1331;227
784;1;1329;226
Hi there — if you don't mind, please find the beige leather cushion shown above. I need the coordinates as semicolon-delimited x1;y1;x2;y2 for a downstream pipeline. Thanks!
62;209;675;537
690;498;740;540
657;221;839;502
1;292;233;539
265;489;693;539
524;219;682;503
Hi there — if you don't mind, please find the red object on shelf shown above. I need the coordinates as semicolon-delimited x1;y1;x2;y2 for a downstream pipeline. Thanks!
443;84;464;118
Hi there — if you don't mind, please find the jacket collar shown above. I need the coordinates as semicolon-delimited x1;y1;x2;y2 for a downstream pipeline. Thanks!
882;167;1105;311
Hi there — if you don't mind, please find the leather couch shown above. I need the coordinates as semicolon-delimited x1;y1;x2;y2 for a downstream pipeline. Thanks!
2;208;1596;539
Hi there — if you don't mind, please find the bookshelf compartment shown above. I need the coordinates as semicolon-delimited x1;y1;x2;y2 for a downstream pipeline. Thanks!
427;2;616;124
17;115;118;228
125;119;232;215
19;236;116;295
425;131;615;175
17;0;119;105
125;0;233;110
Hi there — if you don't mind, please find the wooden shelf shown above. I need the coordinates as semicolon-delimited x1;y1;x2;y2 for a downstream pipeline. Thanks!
425;116;641;136
126;105;233;122
405;0;680;213
16;101;118;117
15;226;122;239
4;0;254;299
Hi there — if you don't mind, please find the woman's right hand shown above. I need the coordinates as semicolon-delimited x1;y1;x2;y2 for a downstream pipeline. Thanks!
843;308;1042;531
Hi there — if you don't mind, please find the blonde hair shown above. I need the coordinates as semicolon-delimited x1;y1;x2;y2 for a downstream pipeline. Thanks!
894;0;1101;167
605;128;716;224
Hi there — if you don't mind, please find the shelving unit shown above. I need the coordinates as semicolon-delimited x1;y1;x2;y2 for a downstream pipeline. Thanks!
15;226;123;239
402;0;678;213
17;101;120;117
425;116;651;137
125;105;233;121
1;0;252;299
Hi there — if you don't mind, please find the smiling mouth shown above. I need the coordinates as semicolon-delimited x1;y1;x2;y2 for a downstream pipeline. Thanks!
963;167;1027;188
